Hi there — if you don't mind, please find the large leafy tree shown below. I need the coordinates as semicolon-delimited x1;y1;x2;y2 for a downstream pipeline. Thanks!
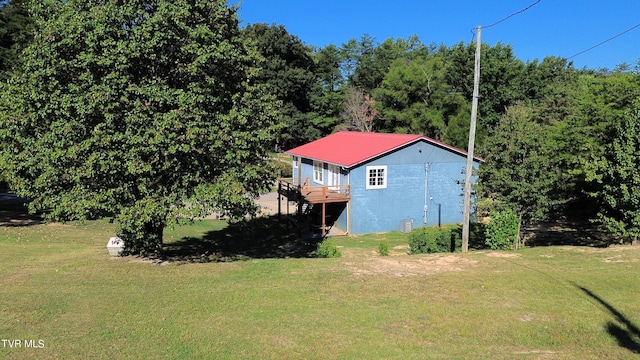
558;70;640;218
241;23;316;149
586;105;640;244
479;103;562;241
374;55;468;142
307;44;344;135
349;35;429;94
0;0;279;255
520;57;577;106
525;60;585;216
444;42;526;151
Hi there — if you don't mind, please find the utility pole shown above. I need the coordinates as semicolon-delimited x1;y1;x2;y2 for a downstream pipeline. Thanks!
462;26;481;253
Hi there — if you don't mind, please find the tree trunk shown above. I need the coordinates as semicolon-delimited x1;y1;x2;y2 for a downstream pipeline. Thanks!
119;215;166;257
143;219;165;256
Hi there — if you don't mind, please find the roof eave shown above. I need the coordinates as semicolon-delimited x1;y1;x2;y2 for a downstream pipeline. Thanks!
287;134;485;167
285;152;354;168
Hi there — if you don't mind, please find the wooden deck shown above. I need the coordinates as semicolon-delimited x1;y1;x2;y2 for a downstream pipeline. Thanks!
277;178;350;204
277;178;350;238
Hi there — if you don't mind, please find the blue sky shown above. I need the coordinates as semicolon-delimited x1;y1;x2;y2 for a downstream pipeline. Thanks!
235;0;640;71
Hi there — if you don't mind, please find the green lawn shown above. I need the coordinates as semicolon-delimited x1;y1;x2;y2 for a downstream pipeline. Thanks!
1;218;639;359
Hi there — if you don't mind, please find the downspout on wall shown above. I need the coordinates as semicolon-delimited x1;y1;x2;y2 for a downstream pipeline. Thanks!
424;162;430;225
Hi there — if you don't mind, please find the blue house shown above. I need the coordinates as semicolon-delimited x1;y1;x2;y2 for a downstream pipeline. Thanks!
280;131;482;235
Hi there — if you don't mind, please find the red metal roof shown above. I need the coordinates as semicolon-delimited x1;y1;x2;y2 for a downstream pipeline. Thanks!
286;131;479;168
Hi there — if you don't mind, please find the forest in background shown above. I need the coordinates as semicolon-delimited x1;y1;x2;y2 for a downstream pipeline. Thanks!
239;22;640;244
1;0;639;245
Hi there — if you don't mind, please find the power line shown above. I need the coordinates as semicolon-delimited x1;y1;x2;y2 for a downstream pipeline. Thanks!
567;22;640;60
483;0;541;29
470;0;541;41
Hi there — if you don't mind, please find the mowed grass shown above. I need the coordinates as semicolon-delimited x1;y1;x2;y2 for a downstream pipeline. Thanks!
1;219;640;359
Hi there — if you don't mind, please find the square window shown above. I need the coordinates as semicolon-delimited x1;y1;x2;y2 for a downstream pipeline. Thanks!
366;165;387;189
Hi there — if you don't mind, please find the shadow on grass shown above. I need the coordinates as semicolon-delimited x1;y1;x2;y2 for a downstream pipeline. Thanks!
162;215;323;262
524;221;611;248
452;220;613;250
576;284;640;354
0;193;42;227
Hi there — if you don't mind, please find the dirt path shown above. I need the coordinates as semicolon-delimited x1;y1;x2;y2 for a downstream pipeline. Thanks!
255;192;296;216
339;244;484;277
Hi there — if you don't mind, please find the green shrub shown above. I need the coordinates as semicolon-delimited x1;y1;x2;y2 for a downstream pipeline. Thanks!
377;241;389;256
408;227;452;254
314;239;341;258
485;209;520;250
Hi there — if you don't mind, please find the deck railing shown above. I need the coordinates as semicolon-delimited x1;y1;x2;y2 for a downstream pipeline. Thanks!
278;178;350;204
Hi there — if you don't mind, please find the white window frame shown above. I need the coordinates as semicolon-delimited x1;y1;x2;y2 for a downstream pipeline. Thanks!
313;161;324;184
366;165;387;190
328;164;340;190
292;156;298;169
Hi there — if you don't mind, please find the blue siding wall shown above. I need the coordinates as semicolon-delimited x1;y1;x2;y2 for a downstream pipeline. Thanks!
294;140;479;234
294;158;348;187
294;157;315;186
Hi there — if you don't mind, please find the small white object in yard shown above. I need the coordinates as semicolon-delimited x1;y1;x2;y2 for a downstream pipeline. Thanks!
106;236;125;256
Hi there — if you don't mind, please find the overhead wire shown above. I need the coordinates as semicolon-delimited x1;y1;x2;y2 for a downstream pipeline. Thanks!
567;22;640;60
468;0;637;63
483;0;541;29
470;0;541;42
